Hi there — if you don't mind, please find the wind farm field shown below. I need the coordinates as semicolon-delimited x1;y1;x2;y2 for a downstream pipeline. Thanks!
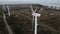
0;4;60;34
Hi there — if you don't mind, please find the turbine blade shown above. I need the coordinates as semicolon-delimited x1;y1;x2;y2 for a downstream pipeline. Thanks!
30;4;34;13
7;5;10;16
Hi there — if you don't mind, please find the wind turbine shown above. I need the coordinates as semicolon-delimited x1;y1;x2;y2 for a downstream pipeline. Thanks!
2;5;13;34
0;0;60;34
30;4;41;34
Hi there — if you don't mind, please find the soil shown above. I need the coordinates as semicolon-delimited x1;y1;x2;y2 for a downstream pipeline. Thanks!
0;6;60;34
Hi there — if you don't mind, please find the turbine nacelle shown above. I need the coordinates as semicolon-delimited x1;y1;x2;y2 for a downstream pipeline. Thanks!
32;12;41;17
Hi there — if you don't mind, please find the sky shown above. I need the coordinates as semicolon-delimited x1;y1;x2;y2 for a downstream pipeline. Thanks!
0;0;60;7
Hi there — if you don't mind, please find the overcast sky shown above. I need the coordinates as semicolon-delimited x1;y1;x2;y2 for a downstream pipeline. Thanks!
0;0;60;2
0;0;60;7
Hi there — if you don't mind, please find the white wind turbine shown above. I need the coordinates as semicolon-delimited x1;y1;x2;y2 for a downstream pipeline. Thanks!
2;5;13;34
30;4;41;34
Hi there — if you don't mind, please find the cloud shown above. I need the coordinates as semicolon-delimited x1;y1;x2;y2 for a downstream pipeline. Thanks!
0;0;60;7
0;0;37;2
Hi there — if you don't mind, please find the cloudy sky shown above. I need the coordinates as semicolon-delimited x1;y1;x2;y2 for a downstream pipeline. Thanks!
0;0;60;7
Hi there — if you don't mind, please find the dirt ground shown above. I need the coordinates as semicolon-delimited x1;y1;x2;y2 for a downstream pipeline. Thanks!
0;6;60;34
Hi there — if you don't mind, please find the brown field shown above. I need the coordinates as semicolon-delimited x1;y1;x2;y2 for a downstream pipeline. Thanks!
0;4;60;34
